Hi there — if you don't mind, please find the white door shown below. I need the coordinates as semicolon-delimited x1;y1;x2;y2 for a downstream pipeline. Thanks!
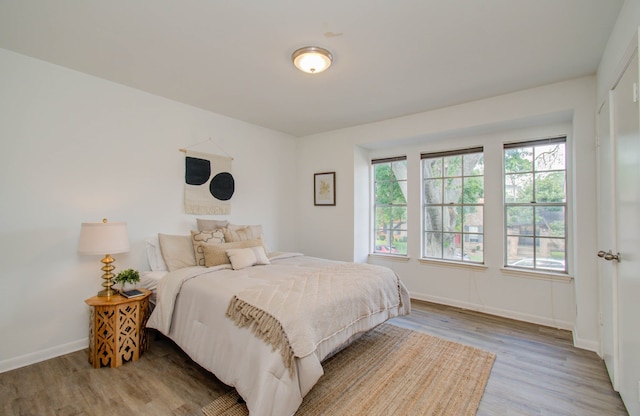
612;48;640;414
596;96;619;390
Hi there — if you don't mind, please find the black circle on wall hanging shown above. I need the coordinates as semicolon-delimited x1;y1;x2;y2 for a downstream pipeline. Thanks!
185;157;211;186
210;172;235;201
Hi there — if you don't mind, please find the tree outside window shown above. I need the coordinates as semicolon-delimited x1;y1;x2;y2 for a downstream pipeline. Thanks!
422;148;484;263
373;157;407;255
504;138;567;272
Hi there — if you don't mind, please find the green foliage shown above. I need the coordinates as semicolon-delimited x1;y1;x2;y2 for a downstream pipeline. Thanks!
422;152;484;261
504;144;566;232
375;161;407;230
374;163;407;205
115;268;140;285
504;148;532;173
548;220;565;237
535;172;565;203
463;176;484;204
374;161;408;254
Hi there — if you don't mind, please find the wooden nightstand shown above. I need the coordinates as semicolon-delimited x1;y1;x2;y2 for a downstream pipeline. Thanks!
84;289;152;368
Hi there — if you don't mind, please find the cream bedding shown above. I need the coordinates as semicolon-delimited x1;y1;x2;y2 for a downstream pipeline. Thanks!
147;253;410;416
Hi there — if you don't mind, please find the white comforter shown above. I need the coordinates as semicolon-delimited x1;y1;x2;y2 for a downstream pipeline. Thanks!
147;253;411;416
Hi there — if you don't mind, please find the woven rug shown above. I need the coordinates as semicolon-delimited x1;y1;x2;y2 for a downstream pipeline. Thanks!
202;323;495;416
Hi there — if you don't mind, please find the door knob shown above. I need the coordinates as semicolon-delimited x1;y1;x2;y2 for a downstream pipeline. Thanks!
597;250;620;262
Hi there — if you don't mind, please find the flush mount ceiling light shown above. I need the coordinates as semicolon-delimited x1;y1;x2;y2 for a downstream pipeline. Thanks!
292;46;333;74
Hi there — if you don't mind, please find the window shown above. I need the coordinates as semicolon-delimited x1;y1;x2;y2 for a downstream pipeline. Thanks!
504;137;567;272
421;148;484;263
372;157;407;255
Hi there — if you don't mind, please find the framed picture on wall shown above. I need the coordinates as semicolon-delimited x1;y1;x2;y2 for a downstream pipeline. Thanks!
314;172;336;206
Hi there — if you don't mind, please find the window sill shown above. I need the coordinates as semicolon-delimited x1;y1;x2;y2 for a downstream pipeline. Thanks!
417;258;488;271
368;254;410;263
500;267;573;282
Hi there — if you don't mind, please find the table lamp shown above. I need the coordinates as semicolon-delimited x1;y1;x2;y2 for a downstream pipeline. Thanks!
78;219;130;297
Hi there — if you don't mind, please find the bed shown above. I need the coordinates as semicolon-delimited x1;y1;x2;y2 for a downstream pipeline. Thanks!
143;224;411;416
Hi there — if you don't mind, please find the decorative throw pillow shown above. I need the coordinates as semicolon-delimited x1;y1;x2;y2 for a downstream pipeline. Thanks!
196;218;230;232
191;229;225;266
226;246;270;270
158;234;196;271
145;237;167;271
201;239;264;267
223;224;270;253
223;224;263;242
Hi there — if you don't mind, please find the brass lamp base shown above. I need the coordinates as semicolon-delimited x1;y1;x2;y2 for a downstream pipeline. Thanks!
98;287;119;297
98;253;119;297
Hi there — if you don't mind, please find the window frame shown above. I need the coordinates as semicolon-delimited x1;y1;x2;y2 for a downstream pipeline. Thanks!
371;156;408;256
503;136;568;274
420;147;485;264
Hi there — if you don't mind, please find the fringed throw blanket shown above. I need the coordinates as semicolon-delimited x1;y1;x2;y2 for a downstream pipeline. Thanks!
226;262;405;374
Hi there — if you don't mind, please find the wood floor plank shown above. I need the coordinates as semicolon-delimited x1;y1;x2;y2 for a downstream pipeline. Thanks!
0;300;628;415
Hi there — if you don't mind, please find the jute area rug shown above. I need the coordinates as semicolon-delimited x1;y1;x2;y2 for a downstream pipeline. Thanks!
202;323;495;416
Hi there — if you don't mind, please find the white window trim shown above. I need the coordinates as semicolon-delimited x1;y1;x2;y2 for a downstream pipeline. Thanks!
371;156;408;256
502;136;570;275
420;147;485;265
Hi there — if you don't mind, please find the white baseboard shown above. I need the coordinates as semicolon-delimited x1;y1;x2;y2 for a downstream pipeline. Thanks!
573;333;601;354
409;291;588;346
0;338;88;373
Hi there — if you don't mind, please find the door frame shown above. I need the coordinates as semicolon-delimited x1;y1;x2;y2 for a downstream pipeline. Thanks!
596;93;619;391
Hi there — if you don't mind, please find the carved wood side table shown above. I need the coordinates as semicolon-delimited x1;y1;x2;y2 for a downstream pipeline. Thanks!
84;289;151;368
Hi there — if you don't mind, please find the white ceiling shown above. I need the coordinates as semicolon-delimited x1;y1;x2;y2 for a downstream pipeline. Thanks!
0;1;624;137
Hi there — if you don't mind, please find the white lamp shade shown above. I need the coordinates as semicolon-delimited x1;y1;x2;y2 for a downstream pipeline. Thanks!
78;221;130;255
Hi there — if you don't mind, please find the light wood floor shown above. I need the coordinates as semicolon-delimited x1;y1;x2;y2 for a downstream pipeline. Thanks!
0;300;628;415
394;301;628;416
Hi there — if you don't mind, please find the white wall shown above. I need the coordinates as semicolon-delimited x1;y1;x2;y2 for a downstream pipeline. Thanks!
0;48;297;371
597;0;640;106
296;76;599;351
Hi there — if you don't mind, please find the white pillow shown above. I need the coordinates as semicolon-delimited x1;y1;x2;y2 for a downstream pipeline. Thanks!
158;233;196;271
225;246;270;270
145;237;167;272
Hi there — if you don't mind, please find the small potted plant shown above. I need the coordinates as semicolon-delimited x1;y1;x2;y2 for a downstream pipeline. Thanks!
114;268;140;292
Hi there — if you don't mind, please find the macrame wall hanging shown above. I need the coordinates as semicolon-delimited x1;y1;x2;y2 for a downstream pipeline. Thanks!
180;139;235;215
